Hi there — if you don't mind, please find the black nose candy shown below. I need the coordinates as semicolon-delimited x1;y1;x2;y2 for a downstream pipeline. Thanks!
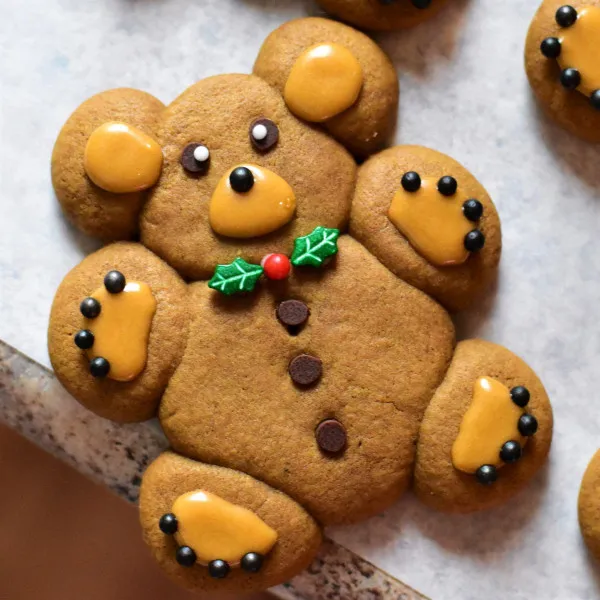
229;167;254;193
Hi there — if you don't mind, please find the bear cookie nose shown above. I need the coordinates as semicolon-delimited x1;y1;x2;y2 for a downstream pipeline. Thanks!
229;167;255;193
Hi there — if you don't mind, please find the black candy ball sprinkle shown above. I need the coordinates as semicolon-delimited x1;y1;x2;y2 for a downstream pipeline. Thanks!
519;414;539;437
437;175;458;196
229;167;255;193
590;90;600;111
80;297;101;319
500;440;523;463
241;552;264;573
510;386;530;407
159;513;178;535
412;0;431;8
89;357;110;378
555;5;578;27
401;171;421;192
104;270;126;294
476;464;498;485
208;559;230;579
176;546;197;567
463;199;483;221
74;329;95;350
464;230;485;252
560;68;581;90
540;37;562;59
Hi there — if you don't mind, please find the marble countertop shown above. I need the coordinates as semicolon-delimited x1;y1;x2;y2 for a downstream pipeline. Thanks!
1;0;600;598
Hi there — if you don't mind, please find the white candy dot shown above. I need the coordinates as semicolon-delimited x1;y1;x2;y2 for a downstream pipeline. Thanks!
252;124;268;141
193;145;210;162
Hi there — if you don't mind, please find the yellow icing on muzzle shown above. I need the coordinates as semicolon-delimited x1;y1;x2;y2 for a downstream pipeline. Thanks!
209;164;296;238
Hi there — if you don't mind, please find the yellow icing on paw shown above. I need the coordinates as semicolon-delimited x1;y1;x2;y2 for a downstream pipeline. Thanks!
284;43;363;122
84;122;163;194
84;281;156;381
209;164;296;238
452;377;527;474
558;7;600;97
172;491;278;565
388;178;474;267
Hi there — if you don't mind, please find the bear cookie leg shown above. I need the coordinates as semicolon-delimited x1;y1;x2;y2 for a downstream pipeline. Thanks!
414;340;553;513
140;452;322;593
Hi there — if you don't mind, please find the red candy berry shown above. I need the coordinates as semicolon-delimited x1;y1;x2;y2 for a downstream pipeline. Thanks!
262;253;291;280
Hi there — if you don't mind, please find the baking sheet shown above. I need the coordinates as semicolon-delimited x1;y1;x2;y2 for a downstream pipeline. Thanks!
1;0;600;598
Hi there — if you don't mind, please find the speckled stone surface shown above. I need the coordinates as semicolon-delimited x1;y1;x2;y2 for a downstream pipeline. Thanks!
0;340;420;599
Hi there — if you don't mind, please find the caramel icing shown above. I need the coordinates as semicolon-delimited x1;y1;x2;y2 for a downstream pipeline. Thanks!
84;281;156;381
284;43;363;122
388;178;473;267
84;122;163;193
558;7;600;97
452;377;527;474
172;491;278;565
209;164;296;238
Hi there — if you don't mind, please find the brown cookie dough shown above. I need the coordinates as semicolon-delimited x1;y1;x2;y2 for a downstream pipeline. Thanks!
315;0;451;31
140;74;356;280
413;339;553;513
48;243;189;422
578;450;600;561
253;17;398;157
525;0;600;142
51;88;165;240
140;451;322;593
350;145;501;312
159;237;455;525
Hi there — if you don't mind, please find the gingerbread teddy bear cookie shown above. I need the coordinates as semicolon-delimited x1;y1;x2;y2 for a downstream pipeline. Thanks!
48;17;553;595
525;0;600;141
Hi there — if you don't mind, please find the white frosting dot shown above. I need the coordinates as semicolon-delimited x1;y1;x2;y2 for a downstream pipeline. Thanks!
193;145;210;162
252;123;268;141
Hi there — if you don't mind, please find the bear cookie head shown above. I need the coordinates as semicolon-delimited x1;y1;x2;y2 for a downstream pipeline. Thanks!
48;17;552;596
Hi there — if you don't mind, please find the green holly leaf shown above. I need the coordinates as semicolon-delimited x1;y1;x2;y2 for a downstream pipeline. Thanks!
291;226;340;268
208;258;264;296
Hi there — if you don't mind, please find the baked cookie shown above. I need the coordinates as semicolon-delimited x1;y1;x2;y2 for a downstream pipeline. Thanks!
525;0;600;142
47;19;552;596
579;450;600;560
349;145;501;312
315;0;451;31
254;17;398;157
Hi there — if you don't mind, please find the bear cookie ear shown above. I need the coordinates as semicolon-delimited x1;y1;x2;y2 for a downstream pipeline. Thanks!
254;17;399;158
51;88;165;240
350;145;502;312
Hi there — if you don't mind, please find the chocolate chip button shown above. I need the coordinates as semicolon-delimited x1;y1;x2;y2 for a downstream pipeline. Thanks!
289;354;322;386
315;419;347;454
277;300;309;327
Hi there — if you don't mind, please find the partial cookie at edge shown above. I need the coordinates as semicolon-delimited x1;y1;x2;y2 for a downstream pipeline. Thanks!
579;449;600;561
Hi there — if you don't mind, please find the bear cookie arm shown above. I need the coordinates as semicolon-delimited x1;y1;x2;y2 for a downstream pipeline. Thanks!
48;18;553;595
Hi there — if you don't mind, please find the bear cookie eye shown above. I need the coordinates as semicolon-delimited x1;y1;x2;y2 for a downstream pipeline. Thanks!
181;143;210;174
249;118;279;152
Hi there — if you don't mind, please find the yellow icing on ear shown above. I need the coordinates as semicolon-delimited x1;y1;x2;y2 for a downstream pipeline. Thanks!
284;43;363;122
388;178;474;267
558;7;600;97
209;164;296;238
452;377;527;474
84;122;163;193
172;491;278;565
84;282;156;381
